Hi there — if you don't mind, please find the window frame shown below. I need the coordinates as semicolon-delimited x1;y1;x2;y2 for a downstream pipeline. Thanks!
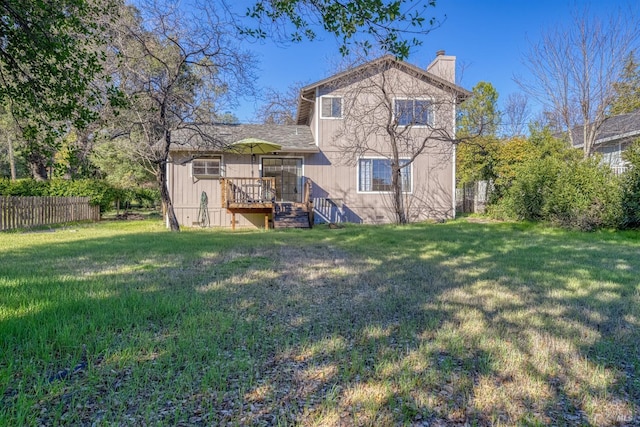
394;98;434;127
320;96;343;119
357;157;412;194
192;156;223;179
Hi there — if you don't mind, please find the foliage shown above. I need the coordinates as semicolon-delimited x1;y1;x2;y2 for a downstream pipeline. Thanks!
0;178;160;212
243;0;439;58
545;157;622;230
456;82;501;185
0;0;117;148
491;139;622;231
455;136;500;185
492;136;536;190
620;139;640;228
610;52;640;116
457;81;500;138
492;155;562;222
91;139;155;189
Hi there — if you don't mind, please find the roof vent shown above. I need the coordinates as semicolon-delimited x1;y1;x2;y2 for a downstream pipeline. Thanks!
436;50;445;56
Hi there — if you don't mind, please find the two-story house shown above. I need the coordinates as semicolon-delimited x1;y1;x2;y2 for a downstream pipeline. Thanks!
167;53;471;228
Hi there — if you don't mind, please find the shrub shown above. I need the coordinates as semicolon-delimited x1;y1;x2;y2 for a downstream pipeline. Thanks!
545;157;622;231
490;156;623;231
620;140;640;229
491;156;562;221
0;178;121;213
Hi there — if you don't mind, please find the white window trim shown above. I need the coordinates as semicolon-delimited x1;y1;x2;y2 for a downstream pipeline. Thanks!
356;156;413;194
191;155;224;179
258;154;305;177
393;97;434;128
319;95;343;120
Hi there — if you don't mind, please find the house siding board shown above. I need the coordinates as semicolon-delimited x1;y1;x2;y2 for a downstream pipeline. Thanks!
170;151;272;229
309;66;456;222
168;55;462;228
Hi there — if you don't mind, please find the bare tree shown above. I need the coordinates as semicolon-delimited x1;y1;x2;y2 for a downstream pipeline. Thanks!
501;92;531;137
255;82;306;125
110;0;256;231
517;6;640;157
331;56;467;224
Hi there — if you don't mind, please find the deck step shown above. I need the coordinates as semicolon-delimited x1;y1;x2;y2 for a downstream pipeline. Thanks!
273;203;311;229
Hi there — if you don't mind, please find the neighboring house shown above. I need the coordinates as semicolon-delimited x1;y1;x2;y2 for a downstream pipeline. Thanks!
569;109;640;174
167;53;471;229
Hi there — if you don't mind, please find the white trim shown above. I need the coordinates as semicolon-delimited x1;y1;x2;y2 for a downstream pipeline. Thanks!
393;97;435;128
319;95;343;119
260;155;306;202
191;155;224;179
356;156;413;194
259;154;305;177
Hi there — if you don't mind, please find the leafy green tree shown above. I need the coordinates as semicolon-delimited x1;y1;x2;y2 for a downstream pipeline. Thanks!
457;82;500;138
456;82;501;185
243;0;440;58
610;52;640;116
0;0;115;134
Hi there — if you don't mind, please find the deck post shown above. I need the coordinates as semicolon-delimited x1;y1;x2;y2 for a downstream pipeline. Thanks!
231;212;236;230
264;213;269;229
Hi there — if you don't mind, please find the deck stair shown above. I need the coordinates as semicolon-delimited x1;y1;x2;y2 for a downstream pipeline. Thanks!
273;203;312;229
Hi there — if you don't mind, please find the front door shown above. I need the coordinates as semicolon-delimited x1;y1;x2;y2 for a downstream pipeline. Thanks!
262;158;303;202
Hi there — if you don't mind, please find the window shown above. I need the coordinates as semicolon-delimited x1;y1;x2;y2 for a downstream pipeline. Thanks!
321;96;342;119
359;158;411;192
192;157;222;178
395;99;433;126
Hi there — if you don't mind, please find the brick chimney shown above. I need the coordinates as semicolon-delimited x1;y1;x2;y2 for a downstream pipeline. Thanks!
427;50;455;83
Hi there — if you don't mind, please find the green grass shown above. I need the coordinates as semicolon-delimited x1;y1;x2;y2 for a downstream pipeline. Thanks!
1;219;639;425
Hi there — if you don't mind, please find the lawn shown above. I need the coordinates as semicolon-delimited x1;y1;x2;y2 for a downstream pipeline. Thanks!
1;220;639;425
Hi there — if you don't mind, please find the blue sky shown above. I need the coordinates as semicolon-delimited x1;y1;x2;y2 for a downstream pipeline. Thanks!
234;0;638;123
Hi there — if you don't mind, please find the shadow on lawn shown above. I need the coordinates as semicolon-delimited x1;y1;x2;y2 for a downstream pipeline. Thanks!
1;222;639;425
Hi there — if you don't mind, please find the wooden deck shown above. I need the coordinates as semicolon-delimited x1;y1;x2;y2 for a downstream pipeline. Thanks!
220;178;313;230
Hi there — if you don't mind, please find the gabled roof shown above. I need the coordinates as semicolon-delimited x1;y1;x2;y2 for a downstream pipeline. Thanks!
570;109;640;148
170;124;317;153
296;55;472;125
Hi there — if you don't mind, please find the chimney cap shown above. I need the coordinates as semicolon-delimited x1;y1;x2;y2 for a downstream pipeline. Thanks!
436;49;446;56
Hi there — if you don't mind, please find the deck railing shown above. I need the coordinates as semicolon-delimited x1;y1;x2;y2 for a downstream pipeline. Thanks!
220;177;276;208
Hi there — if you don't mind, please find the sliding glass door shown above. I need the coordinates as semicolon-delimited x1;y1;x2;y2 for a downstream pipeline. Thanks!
262;158;303;202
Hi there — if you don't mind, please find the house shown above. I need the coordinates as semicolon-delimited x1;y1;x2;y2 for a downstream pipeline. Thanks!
167;53;471;229
569;109;640;174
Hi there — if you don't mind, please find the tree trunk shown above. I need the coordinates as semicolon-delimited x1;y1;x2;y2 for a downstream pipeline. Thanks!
158;163;180;231
28;152;49;181
159;127;180;232
7;135;16;180
391;161;407;224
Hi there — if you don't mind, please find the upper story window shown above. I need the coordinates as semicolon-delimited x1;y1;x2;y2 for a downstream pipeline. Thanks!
395;98;434;126
192;156;222;178
358;158;411;193
320;96;343;119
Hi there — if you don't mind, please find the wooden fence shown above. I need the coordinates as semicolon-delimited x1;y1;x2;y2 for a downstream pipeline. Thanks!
0;196;100;231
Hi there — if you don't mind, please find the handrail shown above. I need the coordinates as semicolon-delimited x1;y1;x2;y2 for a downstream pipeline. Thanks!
220;177;276;207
